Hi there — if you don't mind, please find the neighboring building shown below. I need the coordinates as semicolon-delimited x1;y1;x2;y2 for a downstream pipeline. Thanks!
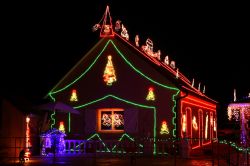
227;93;250;146
0;96;26;158
46;6;217;154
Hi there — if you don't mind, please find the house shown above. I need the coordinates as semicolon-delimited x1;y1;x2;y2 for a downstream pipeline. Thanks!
227;93;250;145
46;6;217;155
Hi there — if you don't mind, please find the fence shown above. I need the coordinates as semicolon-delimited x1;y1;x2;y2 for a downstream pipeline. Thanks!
0;137;249;165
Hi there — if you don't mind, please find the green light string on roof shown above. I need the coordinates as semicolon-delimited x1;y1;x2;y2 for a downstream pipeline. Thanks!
48;39;179;96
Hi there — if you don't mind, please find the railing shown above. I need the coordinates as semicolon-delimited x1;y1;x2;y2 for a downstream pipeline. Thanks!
0;137;249;165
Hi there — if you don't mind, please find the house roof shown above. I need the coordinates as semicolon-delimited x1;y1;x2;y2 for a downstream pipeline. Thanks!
48;6;217;104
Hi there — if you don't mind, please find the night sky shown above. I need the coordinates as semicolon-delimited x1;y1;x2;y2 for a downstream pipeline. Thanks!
1;1;249;116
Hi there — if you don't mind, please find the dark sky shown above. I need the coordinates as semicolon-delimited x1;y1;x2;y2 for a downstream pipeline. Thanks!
1;1;250;110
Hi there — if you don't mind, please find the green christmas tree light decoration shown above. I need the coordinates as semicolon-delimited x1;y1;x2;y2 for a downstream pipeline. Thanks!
103;55;117;86
146;87;155;101
160;120;169;135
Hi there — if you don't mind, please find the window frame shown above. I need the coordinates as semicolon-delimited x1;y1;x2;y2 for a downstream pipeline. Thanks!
97;108;124;133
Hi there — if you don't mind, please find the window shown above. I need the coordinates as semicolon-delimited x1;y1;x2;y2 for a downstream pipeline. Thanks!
97;108;124;133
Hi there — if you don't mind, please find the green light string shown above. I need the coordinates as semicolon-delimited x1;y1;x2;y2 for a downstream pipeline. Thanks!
87;133;111;152
68;112;71;133
172;90;180;137
50;111;56;129
49;39;178;96
112;133;144;152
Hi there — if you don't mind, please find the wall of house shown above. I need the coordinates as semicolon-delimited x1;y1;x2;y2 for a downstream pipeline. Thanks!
179;93;217;149
0;98;26;157
49;38;179;140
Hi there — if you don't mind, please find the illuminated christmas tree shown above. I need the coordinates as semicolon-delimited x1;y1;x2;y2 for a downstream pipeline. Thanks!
103;55;117;86
160;120;169;135
59;121;65;133
70;89;78;102
146;87;155;101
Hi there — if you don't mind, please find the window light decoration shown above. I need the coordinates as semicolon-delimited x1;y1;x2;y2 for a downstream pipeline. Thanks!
98;108;124;132
146;87;155;101
102;113;112;127
213;118;216;131
70;89;78;102
192;116;198;131
59;121;65;133
103;55;117;86
205;114;208;139
210;114;213;126
113;113;124;128
182;114;187;133
160;120;169;135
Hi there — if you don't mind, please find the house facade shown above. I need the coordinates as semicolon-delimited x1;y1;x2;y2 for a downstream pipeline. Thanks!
46;6;217;154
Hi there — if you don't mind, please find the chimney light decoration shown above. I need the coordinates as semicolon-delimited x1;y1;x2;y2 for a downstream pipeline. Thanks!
92;5;114;37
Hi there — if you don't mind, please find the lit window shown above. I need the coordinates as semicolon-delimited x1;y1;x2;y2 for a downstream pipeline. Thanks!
97;108;124;133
